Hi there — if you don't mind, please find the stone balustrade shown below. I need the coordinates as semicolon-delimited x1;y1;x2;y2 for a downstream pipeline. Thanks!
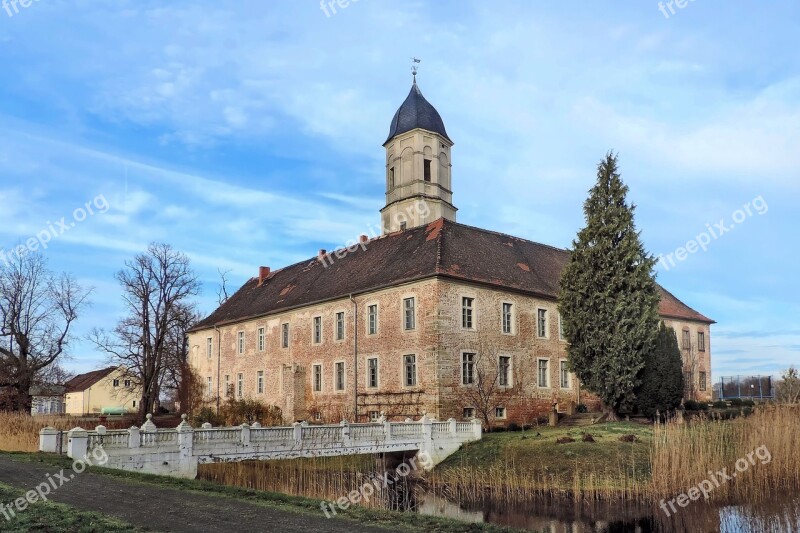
40;414;482;479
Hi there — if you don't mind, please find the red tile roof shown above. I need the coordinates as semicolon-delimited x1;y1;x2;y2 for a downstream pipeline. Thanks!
192;218;713;331
64;367;118;393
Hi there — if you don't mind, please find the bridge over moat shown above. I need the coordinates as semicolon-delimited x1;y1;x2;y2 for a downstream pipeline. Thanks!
39;414;482;478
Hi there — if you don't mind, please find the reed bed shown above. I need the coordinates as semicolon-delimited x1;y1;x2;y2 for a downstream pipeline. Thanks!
0;412;132;452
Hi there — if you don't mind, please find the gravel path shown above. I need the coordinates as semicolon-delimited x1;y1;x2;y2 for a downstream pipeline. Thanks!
0;455;392;532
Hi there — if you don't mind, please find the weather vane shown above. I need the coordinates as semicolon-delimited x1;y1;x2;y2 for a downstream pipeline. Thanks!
411;57;421;82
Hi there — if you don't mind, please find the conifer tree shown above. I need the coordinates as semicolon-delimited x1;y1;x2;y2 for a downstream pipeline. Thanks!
559;153;660;419
636;322;684;419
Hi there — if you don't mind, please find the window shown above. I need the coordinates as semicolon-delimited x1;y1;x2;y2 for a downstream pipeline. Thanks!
698;331;706;352
699;371;707;392
281;323;289;348
237;373;243;398
682;330;691;350
257;371;264;394
538;359;550;388
314;412;322;421
224;375;230;397
207;377;212;396
368;357;379;388
462;353;475;385
367;304;378;335
423;159;432;182
313;316;322;344
207;337;213;359
369;410;380;422
400;221;407;231
336;312;345;341
112;379;119;387
313;364;322;392
132;400;136;408
404;355;417;386
498;356;511;387
495;407;506;419
389;167;395;188
124;379;131;387
502;303;513;334
560;361;570;389
257;327;265;352
463;407;475;419
537;309;548;337
462;297;474;329
237;331;245;355
403;298;415;330
335;362;345;391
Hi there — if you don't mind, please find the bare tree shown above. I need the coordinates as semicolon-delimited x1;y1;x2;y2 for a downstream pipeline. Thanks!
91;243;199;419
451;335;524;430
777;367;800;404
0;253;89;412
217;268;231;306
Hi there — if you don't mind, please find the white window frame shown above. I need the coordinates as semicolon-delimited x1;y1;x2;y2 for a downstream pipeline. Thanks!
237;330;245;355
461;352;476;386
281;322;290;349
313;316;323;345
207;337;213;359
335;311;345;341
237;373;244;398
698;331;706;352
403;297;416;331
494;406;507;420
559;359;571;390
206;377;213;396
501;302;515;335
257;370;264;394
334;361;346;392
403;354;417;387
257;327;265;352
537;358;550;389
498;355;512;388
461;296;475;330
312;364;323;393
537;308;548;338
463;407;475;419
367;303;378;336
367;357;379;389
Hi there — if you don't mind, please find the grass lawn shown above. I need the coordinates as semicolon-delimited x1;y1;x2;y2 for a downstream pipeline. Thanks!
435;422;654;488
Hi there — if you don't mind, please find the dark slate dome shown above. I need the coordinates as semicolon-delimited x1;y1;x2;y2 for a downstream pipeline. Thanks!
385;81;452;144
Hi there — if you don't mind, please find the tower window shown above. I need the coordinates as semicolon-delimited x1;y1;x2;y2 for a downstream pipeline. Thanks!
389;167;395;188
423;159;432;182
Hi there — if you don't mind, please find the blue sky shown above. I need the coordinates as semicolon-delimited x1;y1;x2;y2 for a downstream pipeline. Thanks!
0;1;797;379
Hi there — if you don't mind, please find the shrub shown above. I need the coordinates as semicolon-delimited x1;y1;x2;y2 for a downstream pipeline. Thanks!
576;404;588;413
636;322;685;419
506;422;522;432
729;398;744;407
712;401;729;409
683;400;709;411
741;399;756;407
556;436;575;444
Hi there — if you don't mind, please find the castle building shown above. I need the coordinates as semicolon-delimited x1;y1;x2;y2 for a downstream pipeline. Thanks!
188;79;713;424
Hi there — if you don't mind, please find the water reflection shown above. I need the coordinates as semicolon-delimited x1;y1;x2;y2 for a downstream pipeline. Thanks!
417;491;800;533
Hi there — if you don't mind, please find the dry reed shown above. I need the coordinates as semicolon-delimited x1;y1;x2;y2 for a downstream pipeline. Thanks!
0;412;132;452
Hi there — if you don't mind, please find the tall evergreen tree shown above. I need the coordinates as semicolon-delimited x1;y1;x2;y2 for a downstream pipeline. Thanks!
636;322;685;419
559;153;660;419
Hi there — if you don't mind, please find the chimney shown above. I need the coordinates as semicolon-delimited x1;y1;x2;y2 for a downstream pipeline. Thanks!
359;234;369;244
258;266;271;286
318;249;327;257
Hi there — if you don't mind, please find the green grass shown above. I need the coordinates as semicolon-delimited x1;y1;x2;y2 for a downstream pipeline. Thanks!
436;422;654;487
2;452;523;533
0;481;143;532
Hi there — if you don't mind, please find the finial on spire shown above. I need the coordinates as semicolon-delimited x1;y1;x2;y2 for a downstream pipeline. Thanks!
410;57;421;83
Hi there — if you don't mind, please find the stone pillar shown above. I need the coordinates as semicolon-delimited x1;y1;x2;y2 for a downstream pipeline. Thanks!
448;418;457;436
549;410;558;427
292;421;302;444
340;420;351;447
201;422;213;429
383;420;392;440
240;423;251;446
472;419;482;440
39;427;59;453
141;413;157;433
176;414;197;478
128;426;141;448
421;414;432;445
67;427;88;460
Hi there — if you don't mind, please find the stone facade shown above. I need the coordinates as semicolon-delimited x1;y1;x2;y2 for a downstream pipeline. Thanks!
189;276;712;425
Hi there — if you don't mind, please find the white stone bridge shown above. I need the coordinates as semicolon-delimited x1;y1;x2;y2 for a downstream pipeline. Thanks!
39;414;482;478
